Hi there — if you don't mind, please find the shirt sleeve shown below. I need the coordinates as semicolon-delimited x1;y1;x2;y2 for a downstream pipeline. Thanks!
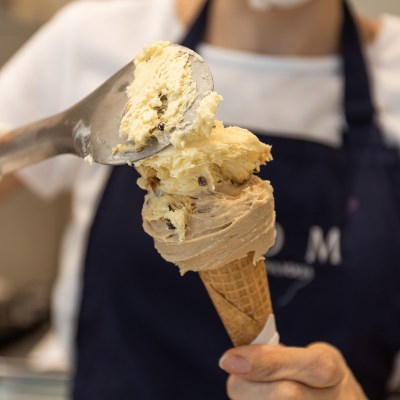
0;3;86;199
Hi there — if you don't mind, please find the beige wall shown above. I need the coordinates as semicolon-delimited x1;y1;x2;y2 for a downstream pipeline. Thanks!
0;0;71;22
351;0;400;17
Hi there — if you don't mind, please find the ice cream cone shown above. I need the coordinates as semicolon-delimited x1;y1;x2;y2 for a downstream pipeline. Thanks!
199;252;273;347
126;43;277;349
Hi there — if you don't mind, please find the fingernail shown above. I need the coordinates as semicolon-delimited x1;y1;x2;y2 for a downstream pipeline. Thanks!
219;354;251;374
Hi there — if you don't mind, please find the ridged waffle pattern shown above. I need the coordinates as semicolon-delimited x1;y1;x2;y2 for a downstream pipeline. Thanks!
199;252;272;346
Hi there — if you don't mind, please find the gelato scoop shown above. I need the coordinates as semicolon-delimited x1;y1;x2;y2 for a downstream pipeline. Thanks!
114;41;215;155
136;121;275;274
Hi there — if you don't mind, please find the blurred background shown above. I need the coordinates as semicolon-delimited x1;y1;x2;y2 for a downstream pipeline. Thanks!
0;2;71;398
0;0;400;399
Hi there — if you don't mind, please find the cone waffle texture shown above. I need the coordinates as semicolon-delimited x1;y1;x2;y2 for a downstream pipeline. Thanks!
199;252;272;347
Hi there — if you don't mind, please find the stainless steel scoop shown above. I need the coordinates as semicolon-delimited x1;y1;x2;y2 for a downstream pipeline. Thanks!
0;45;214;176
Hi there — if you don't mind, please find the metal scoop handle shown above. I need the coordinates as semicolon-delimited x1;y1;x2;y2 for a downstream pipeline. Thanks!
0;112;74;176
0;45;213;177
0;61;136;176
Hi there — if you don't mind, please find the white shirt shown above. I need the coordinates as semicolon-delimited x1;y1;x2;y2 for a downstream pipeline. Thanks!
1;0;400;374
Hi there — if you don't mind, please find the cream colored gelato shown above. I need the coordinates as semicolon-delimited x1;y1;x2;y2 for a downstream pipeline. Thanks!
114;41;219;154
136;121;275;274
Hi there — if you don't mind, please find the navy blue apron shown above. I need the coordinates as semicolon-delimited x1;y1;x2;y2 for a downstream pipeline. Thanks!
73;1;400;399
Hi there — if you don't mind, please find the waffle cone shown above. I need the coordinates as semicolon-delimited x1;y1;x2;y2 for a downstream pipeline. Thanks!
199;252;273;347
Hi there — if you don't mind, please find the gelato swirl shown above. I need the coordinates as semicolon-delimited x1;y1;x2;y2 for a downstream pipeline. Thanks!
143;175;275;274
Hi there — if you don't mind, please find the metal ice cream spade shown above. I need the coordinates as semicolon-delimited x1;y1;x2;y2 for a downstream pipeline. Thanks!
0;44;214;176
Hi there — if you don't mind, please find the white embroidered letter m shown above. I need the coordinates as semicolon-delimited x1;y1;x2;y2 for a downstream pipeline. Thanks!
305;226;342;266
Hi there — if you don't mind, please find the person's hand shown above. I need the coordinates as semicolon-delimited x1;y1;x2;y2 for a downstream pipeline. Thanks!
219;342;367;399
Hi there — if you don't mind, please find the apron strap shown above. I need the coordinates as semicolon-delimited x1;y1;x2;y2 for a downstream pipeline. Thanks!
340;1;379;136
180;0;211;49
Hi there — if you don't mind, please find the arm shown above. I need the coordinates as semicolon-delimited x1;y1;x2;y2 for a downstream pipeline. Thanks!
219;343;366;399
0;4;85;199
0;174;21;198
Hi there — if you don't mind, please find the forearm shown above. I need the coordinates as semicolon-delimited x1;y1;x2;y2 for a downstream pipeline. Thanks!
0;174;21;198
